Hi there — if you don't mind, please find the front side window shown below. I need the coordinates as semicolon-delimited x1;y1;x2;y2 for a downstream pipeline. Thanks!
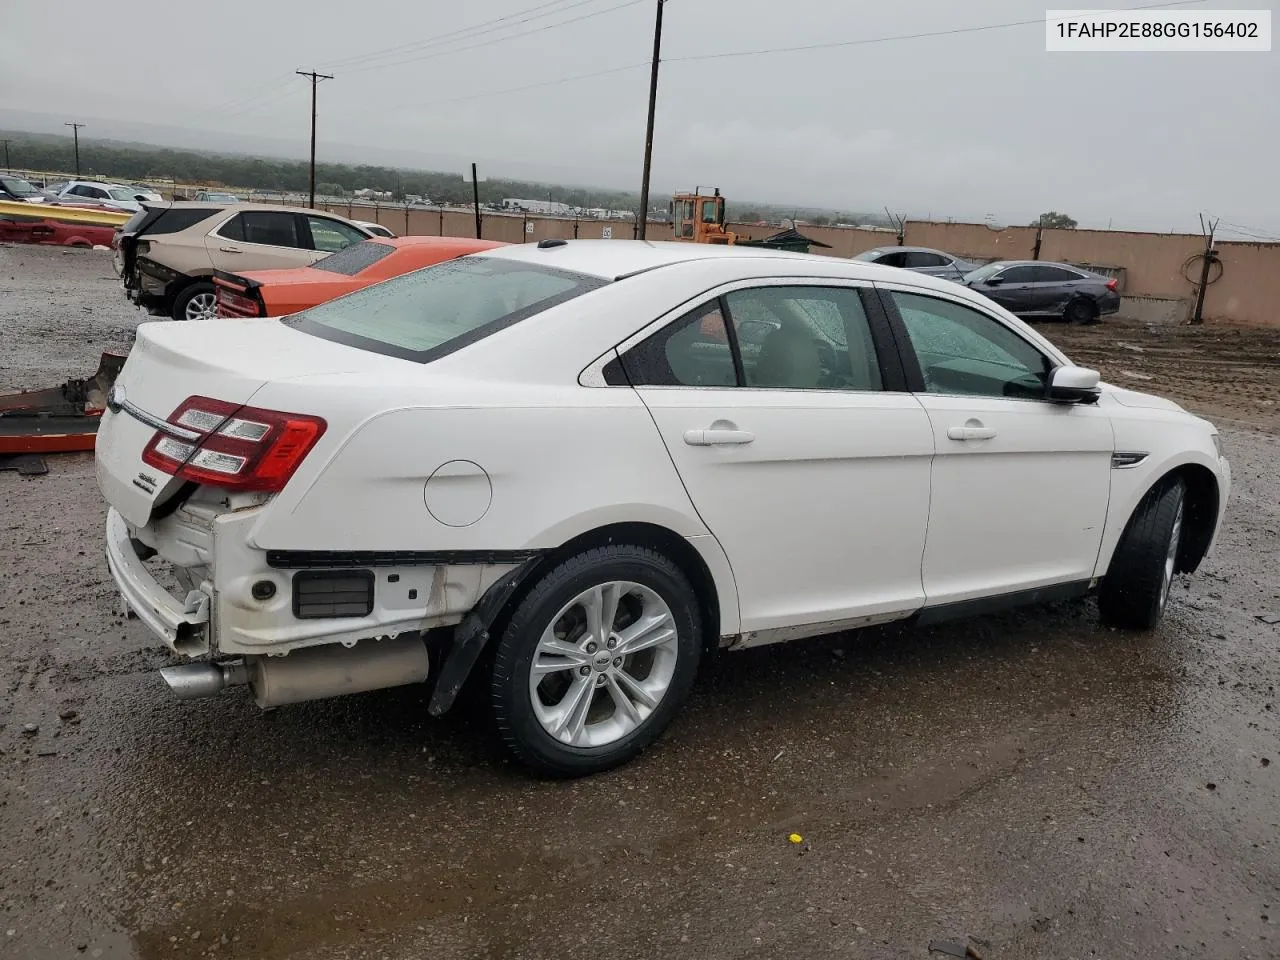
286;258;606;363
891;291;1053;400
997;265;1039;283
306;215;367;252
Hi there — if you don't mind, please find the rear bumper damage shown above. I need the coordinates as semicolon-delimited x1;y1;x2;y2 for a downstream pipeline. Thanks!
104;500;523;707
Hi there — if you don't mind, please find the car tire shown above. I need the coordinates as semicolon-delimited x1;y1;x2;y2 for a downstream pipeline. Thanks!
172;281;217;322
1098;478;1186;630
1065;298;1098;325
490;545;702;776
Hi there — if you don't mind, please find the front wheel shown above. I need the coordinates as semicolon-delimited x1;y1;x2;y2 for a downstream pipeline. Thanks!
490;546;702;776
1098;479;1185;630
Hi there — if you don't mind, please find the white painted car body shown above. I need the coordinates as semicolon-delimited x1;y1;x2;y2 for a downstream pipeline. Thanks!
95;241;1229;696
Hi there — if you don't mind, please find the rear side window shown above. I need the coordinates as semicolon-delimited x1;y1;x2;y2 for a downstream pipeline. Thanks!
1033;265;1084;282
904;251;947;268
137;207;221;236
285;258;607;363
220;211;301;248
311;240;397;276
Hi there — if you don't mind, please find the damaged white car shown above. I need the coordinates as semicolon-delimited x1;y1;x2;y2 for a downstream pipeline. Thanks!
96;240;1230;775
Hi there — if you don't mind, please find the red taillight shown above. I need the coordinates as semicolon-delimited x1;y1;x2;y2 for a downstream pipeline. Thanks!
216;288;263;317
1106;278;1118;292
141;396;326;492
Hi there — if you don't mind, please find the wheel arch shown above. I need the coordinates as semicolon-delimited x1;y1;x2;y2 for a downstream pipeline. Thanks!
426;520;736;717
1098;460;1221;578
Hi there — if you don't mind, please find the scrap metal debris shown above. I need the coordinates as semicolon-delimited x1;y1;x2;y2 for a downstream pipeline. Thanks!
0;454;48;476
928;940;984;959
0;352;124;455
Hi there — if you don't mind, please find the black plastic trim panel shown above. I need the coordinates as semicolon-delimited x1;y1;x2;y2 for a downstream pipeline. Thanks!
267;549;543;569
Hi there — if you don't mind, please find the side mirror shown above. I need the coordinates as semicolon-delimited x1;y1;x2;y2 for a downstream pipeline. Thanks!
1047;365;1100;404
985;276;1004;286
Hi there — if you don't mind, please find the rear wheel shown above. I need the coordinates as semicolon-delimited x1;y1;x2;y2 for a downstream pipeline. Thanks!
173;281;217;322
1098;479;1186;630
1065;298;1097;325
490;545;702;776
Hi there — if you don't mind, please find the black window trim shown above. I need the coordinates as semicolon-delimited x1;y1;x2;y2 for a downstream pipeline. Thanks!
614;278;905;394
873;283;1064;403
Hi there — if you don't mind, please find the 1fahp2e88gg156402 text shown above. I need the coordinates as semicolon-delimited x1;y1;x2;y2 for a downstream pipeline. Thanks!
1046;9;1271;51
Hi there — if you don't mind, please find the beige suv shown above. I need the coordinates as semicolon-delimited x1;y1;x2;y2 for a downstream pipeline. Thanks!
117;202;372;321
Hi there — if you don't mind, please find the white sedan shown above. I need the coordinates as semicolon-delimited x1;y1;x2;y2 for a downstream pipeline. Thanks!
95;240;1230;775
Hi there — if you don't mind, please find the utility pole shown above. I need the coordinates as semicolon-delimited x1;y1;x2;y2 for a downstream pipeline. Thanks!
296;70;333;209
636;0;665;241
64;123;85;177
1032;215;1044;260
1;139;11;171
1192;213;1219;326
471;163;482;239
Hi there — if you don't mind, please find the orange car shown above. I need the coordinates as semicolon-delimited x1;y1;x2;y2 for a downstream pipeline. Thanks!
213;235;506;317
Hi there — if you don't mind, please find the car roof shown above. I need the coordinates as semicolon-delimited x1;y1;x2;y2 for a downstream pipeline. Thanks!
477;239;848;280
144;200;361;217
988;260;1087;270
383;236;505;252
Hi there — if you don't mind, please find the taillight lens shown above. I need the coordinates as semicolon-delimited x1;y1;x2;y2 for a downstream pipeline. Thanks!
141;396;326;492
1106;278;1118;292
216;287;263;317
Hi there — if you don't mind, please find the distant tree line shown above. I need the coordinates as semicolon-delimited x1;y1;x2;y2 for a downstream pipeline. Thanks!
1;130;890;226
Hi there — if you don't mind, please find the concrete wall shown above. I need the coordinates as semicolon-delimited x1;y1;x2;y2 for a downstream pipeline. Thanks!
315;203;1278;327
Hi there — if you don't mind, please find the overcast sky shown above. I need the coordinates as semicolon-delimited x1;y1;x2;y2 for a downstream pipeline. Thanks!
2;0;1276;235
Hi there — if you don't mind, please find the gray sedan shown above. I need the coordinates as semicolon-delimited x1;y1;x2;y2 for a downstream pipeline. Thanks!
962;260;1121;324
853;245;979;280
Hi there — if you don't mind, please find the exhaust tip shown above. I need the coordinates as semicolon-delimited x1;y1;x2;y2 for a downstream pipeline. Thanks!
159;661;246;700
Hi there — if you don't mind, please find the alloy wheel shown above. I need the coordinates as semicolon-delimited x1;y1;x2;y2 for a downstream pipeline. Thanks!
528;581;679;748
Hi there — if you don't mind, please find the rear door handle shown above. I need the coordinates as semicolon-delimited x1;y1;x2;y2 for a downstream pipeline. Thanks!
684;428;755;446
947;423;997;441
219;246;241;253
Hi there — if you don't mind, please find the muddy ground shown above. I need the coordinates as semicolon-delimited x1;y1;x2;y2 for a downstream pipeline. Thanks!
1;244;1278;960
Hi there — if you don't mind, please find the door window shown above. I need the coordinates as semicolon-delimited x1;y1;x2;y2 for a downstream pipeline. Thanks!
875;251;908;268
725;287;881;390
1031;265;1084;282
903;251;947;268
890;291;1053;400
621;300;736;387
621;286;882;392
995;265;1039;283
217;214;246;242
232;211;302;248
305;215;367;252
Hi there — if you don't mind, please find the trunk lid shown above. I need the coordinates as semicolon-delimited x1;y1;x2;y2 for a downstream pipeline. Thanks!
95;318;380;527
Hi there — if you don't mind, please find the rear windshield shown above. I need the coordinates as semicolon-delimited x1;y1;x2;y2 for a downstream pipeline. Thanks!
126;206;221;236
1;176;39;197
285;257;607;363
312;240;396;276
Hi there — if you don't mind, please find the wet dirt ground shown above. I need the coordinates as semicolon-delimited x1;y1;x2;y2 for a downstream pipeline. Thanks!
2;245;1278;960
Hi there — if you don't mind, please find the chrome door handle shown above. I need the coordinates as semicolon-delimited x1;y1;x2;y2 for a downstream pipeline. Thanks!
947;424;997;441
684;428;755;446
218;246;241;253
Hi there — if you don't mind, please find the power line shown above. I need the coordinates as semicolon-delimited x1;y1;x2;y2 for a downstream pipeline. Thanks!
341;0;646;76
395;0;1208;109
664;0;1208;64
410;62;649;107
320;0;612;71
